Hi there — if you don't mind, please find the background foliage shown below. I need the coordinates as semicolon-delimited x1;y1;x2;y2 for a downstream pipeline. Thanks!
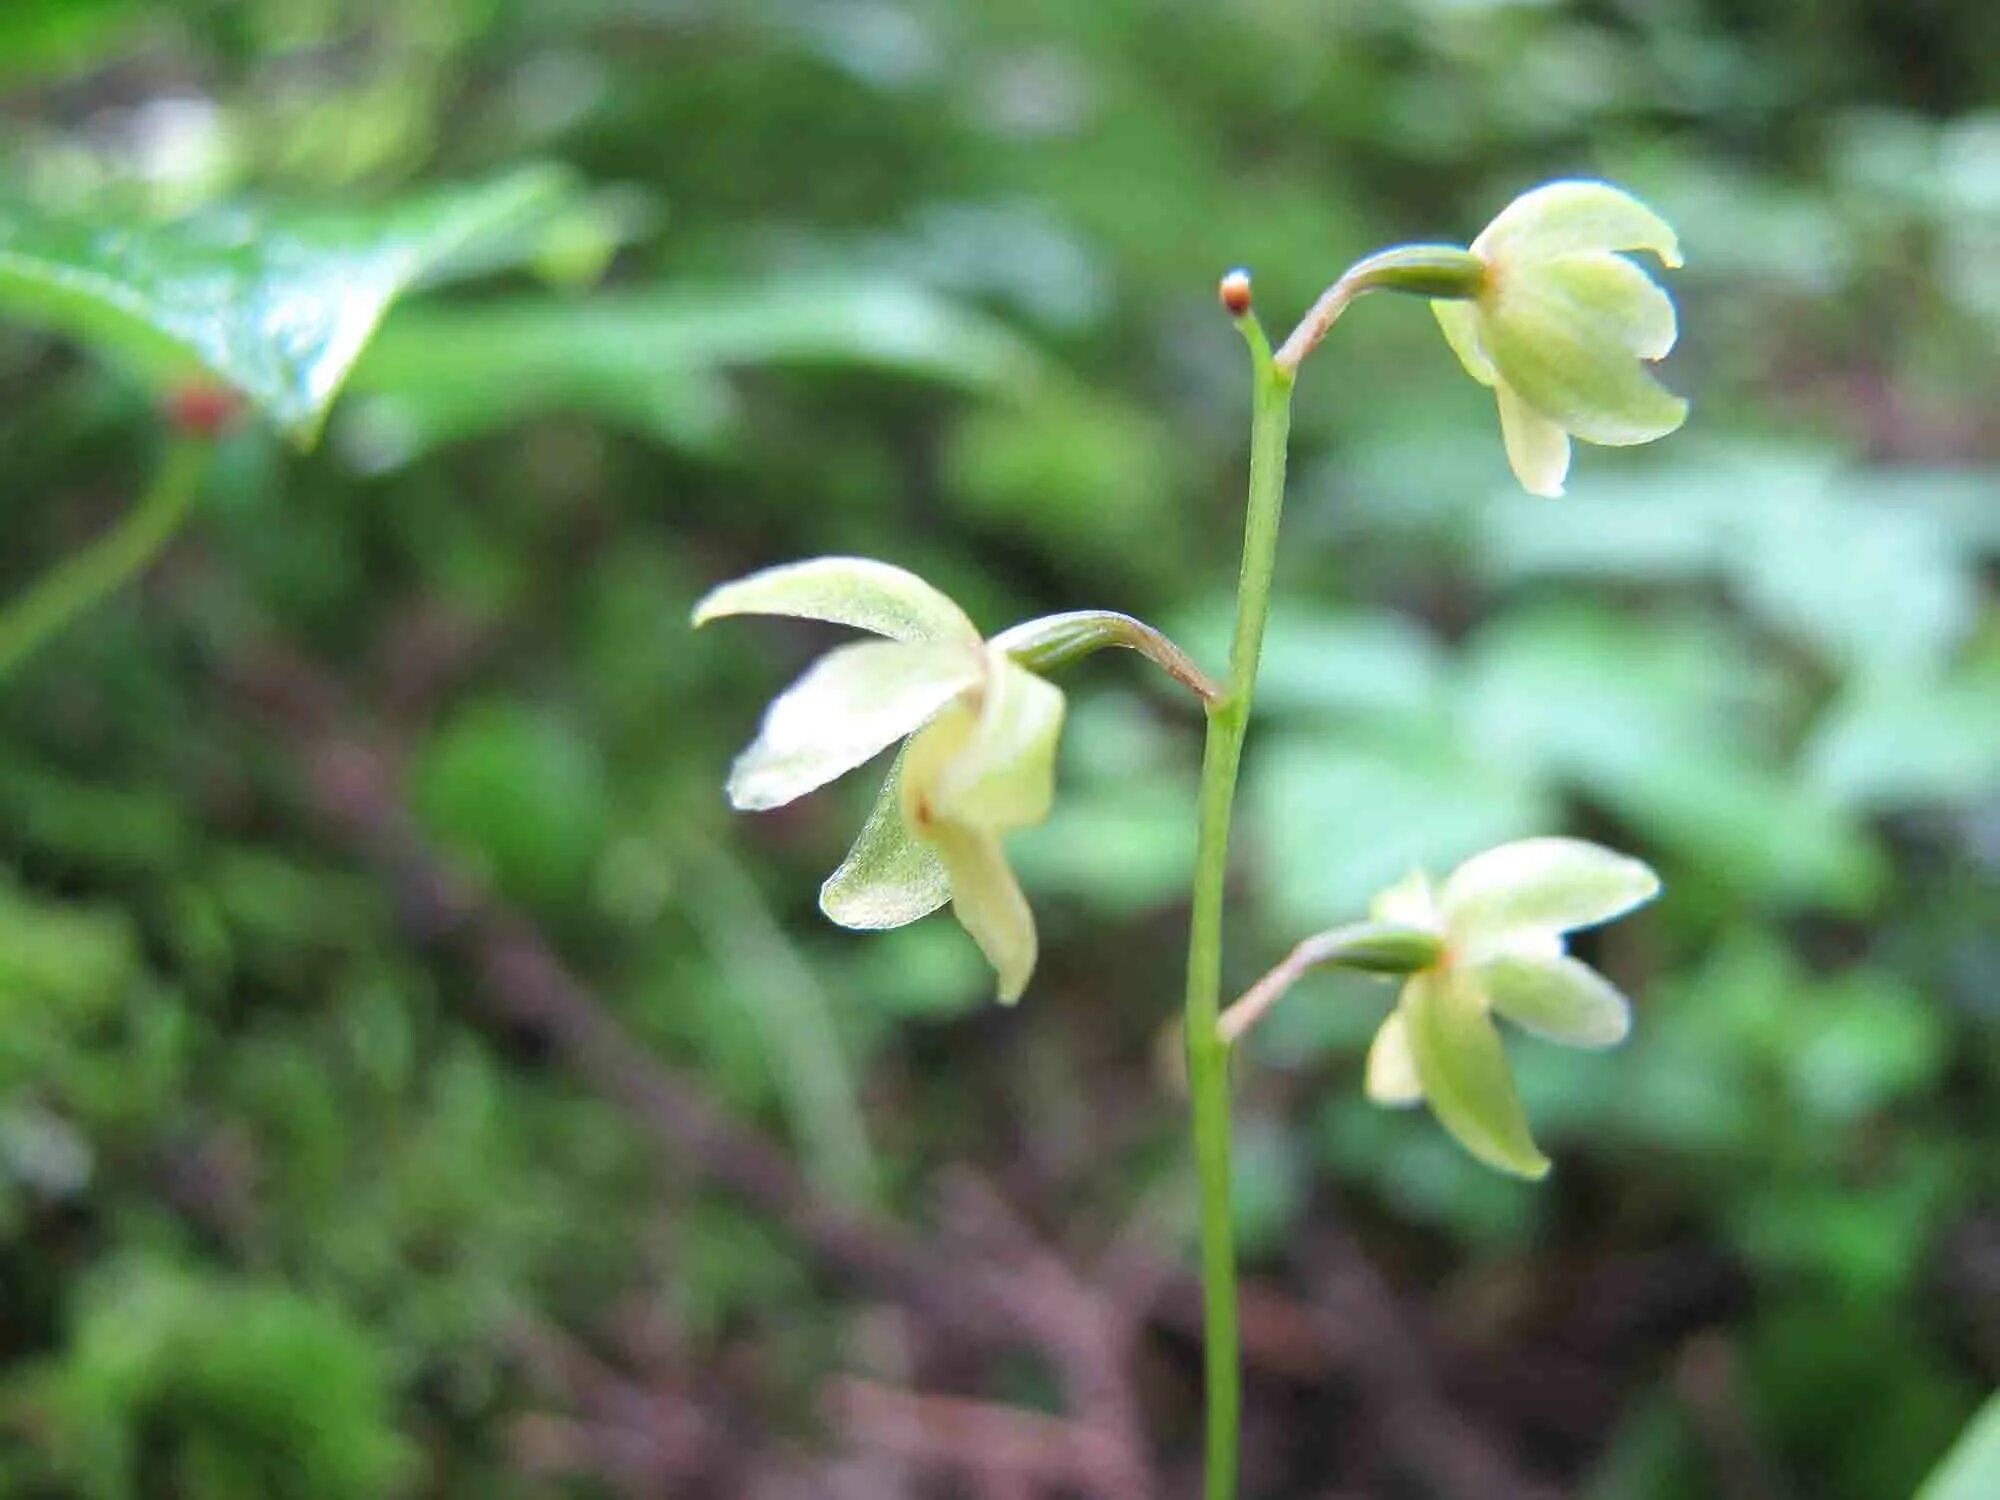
0;1;1995;1495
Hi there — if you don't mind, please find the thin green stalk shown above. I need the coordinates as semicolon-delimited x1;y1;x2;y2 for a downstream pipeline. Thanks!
1186;309;1294;1500
0;439;211;683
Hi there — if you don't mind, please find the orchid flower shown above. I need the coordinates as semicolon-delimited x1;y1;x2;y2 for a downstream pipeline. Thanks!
693;557;1063;1002
1221;836;1661;1178
1430;180;1687;497
1361;837;1661;1177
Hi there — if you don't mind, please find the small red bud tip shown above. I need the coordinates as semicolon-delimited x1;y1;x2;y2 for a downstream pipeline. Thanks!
165;381;243;440
1218;268;1253;317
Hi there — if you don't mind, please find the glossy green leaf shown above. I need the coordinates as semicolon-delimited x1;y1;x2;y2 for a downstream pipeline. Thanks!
0;167;570;442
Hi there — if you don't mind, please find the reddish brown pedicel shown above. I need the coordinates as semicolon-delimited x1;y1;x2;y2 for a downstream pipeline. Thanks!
1218;268;1252;317
165;381;244;439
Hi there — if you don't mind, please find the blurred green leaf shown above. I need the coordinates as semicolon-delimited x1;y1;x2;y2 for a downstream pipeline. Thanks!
1249;724;1555;932
1458;604;1881;908
0;0;139;80
1482;450;1993;680
1733;483;1977;679
1228;1115;1306;1258
1317;1092;1540;1248
947;391;1187;578
1785;970;1944;1125
1175;599;1447;721
1011;777;1197;915
1807;655;2000;810
0;167;571;441
33;1259;413;1500
1747;1299;1978;1500
838;919;991;1022
343;278;1050;463
411;700;614;911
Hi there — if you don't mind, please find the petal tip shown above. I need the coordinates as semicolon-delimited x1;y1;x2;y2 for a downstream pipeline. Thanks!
724;781;781;813
724;759;795;811
1511;1151;1554;1182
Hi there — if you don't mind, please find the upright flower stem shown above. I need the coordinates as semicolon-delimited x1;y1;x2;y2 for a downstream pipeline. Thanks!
0;439;210;683
1186;308;1294;1500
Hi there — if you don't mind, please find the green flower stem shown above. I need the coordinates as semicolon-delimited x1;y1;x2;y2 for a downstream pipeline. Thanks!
1218;921;1446;1047
1186;307;1294;1500
0;439;211;683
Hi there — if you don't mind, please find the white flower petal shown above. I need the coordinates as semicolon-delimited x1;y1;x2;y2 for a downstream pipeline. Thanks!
726;639;982;811
1432;298;1497;387
1365;1011;1425;1106
1403;970;1550;1180
1473;180;1682;269
1495;380;1572;497
1441;837;1661;943
1479;953;1633;1049
819;747;951;929
928;822;1038;1003
693;556;981;646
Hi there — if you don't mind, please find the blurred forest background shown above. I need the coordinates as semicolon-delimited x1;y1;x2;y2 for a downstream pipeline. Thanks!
1;1;1997;1496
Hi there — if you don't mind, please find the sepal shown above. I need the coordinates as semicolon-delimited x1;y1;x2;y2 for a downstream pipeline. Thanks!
693;556;981;646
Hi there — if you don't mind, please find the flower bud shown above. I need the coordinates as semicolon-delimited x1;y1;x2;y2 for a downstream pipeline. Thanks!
1218;268;1253;317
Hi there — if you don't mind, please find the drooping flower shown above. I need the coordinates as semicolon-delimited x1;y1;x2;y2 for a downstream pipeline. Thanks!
693;557;1063;1002
1361;837;1661;1178
1431;180;1687;498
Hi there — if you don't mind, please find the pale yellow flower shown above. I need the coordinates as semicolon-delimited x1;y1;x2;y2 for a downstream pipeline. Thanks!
1432;180;1687;497
694;557;1063;1002
1363;838;1660;1178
